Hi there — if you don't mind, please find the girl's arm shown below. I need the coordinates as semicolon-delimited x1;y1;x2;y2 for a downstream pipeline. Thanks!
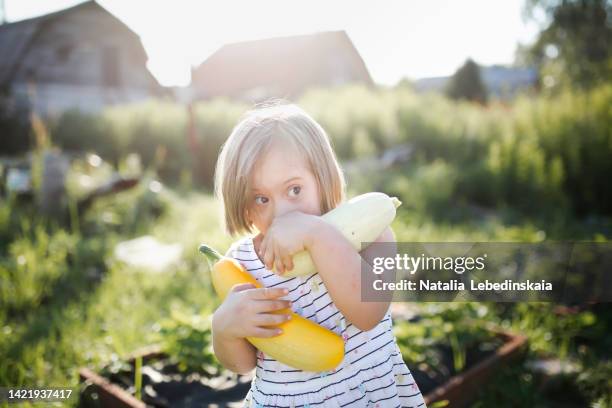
211;284;291;375
211;249;258;374
211;318;257;375
306;222;396;331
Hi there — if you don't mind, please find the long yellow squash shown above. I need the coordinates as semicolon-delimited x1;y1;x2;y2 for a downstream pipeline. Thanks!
277;192;402;278
199;244;345;372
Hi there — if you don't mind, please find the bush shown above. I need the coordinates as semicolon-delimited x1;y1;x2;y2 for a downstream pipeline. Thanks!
18;83;610;218
191;98;248;187
301;85;400;159
52;110;118;163
384;160;458;217
103;101;189;184
512;84;612;216
0;223;74;315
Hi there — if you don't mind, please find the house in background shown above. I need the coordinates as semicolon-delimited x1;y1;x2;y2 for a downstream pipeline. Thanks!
413;65;538;99
190;30;374;102
0;0;163;117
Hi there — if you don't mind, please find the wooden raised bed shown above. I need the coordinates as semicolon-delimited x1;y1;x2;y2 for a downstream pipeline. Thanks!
79;367;146;408
423;330;528;408
79;331;526;408
79;344;252;408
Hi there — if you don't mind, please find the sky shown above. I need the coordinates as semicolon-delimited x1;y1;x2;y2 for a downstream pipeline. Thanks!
2;0;541;87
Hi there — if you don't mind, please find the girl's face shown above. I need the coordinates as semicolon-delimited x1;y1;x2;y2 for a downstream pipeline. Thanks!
246;138;321;235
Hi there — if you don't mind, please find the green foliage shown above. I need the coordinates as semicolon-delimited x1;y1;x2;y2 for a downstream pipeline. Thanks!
300;85;400;159
1;83;611;407
45;99;247;188
485;126;567;214
576;360;612;408
52;110;118;163
0;189;227;392
191;99;248;187
158;307;221;375
102;101;189;184
395;90;493;165
383;160;458;217
499;303;596;359
522;0;612;90
445;58;488;103
472;362;548;407
0;222;74;315
13;83;607;219
394;303;496;375
134;355;142;401
511;84;612;216
0;180;609;406
0;175;171;323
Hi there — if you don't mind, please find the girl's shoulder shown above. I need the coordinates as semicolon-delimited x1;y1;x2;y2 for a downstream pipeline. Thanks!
225;235;267;281
225;235;255;258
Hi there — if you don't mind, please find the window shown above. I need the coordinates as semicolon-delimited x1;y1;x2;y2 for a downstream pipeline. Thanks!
56;44;73;62
102;46;120;87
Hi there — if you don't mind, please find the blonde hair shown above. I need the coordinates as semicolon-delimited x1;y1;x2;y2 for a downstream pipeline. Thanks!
215;100;346;237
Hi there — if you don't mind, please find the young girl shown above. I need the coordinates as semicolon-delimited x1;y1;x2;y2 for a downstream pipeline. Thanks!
212;101;427;408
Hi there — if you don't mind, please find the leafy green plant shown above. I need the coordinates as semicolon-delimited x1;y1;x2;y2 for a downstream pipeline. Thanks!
472;362;548;407
134;355;142;401
158;307;221;375
576;360;612;407
393;303;498;376
37;82;612;219
0;223;75;315
503;303;596;359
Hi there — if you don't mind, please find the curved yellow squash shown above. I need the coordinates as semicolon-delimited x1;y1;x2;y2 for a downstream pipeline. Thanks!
199;245;345;372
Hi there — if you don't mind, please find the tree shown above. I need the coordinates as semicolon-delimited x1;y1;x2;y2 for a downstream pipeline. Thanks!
445;58;488;104
395;77;414;90
521;0;612;89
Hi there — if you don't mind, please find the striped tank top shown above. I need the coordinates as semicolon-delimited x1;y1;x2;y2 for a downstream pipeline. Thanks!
226;235;427;408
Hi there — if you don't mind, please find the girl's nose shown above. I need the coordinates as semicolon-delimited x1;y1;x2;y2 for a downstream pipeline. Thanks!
273;199;297;218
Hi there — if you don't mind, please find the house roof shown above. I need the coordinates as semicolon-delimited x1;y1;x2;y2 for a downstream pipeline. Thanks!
0;0;147;88
191;30;374;98
200;30;364;63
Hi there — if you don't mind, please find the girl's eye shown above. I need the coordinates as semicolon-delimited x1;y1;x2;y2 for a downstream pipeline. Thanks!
255;196;268;205
288;186;301;197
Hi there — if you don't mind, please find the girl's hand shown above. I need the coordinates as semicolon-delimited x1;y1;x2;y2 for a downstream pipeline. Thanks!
258;211;319;275
212;283;292;340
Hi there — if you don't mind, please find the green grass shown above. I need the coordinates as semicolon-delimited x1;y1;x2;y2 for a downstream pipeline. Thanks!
2;80;611;407
1;179;610;407
0;189;231;407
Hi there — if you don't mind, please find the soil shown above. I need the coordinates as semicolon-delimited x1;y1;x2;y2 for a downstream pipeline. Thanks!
80;356;253;408
79;337;506;407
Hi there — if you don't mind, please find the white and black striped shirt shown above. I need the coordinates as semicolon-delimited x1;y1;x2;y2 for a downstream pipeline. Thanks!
226;235;427;408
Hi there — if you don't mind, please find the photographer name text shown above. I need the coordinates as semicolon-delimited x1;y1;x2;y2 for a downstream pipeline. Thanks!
373;279;553;291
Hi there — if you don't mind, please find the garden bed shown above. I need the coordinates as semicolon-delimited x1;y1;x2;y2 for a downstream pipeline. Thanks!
422;330;527;407
392;304;528;407
79;328;526;408
79;345;253;408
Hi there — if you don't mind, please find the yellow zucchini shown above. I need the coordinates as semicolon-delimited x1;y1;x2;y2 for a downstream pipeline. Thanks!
199;244;345;372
